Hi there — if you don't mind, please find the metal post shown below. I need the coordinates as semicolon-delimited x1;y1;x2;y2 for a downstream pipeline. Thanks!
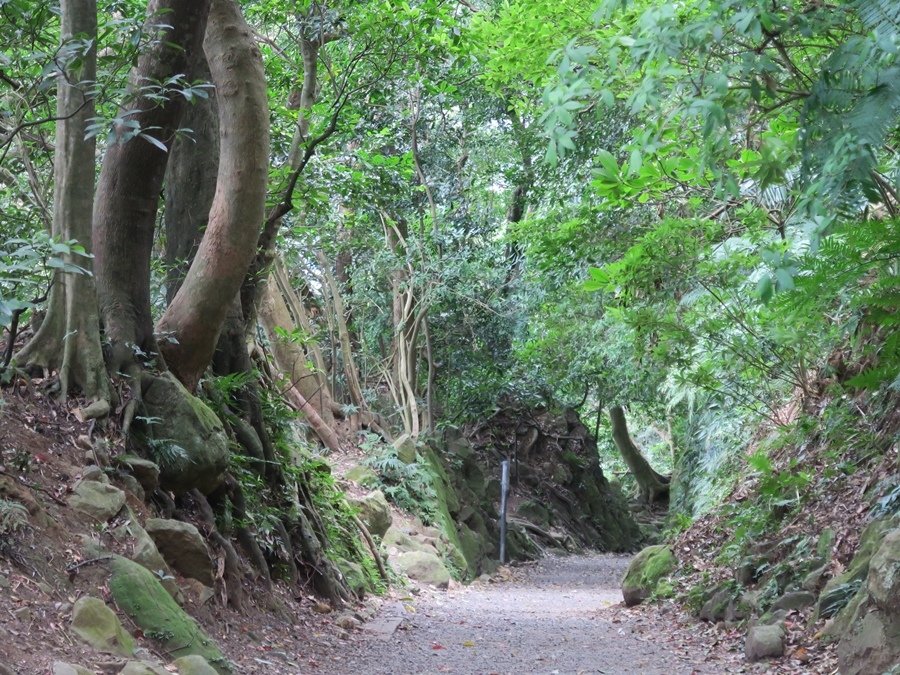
499;459;509;564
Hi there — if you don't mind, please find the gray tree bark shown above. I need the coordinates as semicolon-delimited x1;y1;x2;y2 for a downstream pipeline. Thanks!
15;0;110;410
609;405;670;504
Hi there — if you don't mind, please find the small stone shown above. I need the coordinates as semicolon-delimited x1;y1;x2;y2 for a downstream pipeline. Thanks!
80;465;107;483
68;480;125;522
70;596;135;657
171;655;218;675
118;662;168;675
335;614;360;630
745;624;784;661
52;663;93;675
115;457;160;493
116;473;145;501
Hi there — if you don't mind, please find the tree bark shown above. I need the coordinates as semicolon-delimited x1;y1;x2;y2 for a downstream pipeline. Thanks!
93;0;210;375
609;405;670;504
259;273;337;425
157;0;269;391
15;0;110;408
163;55;218;304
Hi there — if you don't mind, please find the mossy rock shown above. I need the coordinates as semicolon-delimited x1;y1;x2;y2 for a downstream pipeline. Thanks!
419;447;469;577
622;545;677;606
172;655;219;675
336;558;370;597
349;490;392;538
70;596;135;657
345;464;378;487
139;372;229;495
868;528;900;614
516;500;551;527
52;663;93;675
107;556;229;672
383;526;434;554
393;550;450;588
818;518;894;619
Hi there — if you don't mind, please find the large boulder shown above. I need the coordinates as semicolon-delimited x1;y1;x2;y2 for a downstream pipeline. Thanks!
108;556;227;670
139;372;229;495
621;545;676;606
144;518;213;585
70;596;135;657
68;481;125;522
350;490;392;538
834;526;900;674
867;528;900;614
392;550;451;589
837;605;900;675
818;518;893;619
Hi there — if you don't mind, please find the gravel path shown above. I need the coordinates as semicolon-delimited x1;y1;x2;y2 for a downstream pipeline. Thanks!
318;554;703;675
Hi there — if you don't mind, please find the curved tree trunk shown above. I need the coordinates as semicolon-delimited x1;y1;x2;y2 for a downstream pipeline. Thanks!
93;0;210;375
15;0;110;409
157;0;269;391
609;405;670;504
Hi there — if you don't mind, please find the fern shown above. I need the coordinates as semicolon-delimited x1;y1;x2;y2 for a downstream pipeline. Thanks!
0;499;29;535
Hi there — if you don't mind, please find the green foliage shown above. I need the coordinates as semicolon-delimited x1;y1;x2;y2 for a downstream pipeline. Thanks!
0;499;29;536
360;434;440;525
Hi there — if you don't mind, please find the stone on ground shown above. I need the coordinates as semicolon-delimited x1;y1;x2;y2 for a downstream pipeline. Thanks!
171;655;219;674
118;662;168;675
745;624;784;661
350;490;392;538
115;456;160;492
344;464;378;487
68;481;125;522
144;518;213;585
393;550;451;589
52;663;92;675
70;596;135;657
107;556;227;670
621;544;676;606
772;590;816;612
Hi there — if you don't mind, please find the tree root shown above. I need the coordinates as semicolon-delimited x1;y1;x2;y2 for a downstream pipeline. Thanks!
352;514;389;584
191;489;244;612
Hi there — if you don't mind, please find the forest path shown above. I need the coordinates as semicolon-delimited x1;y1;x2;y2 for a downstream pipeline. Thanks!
318;554;706;675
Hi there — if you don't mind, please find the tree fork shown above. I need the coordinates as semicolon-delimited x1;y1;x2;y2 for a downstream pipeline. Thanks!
158;0;269;391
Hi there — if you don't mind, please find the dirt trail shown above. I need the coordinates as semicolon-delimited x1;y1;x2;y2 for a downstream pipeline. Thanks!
320;554;706;675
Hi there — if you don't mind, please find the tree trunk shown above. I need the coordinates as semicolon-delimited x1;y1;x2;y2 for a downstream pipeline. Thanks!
15;0;110;409
316;250;366;412
164;54;218;304
93;0;210;375
609;405;670;504
157;0;269;391
259;274;337;426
